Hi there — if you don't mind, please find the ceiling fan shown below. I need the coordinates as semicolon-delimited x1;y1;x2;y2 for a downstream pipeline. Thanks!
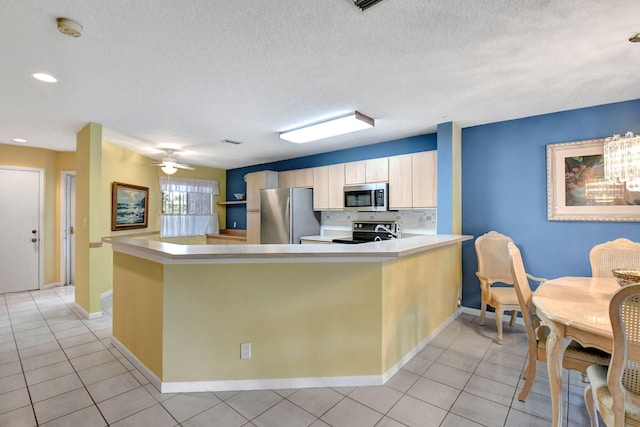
152;149;194;175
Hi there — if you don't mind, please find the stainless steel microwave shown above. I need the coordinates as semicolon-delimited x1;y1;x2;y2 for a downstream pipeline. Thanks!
343;183;388;211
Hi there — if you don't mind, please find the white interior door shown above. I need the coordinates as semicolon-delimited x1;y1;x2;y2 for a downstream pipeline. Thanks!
62;173;76;285
0;167;42;293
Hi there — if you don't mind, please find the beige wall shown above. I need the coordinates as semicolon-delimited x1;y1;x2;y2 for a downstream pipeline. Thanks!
74;125;227;315
112;244;462;385
0;143;76;285
0;125;227;311
381;243;461;371
113;251;164;377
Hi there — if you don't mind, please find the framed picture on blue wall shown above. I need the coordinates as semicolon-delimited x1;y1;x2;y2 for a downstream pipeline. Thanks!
547;139;640;222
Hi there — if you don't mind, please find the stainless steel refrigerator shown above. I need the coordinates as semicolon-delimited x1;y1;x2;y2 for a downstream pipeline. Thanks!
260;188;320;244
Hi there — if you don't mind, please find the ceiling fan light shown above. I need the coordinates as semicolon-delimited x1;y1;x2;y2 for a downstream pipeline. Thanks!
280;111;375;144
161;163;178;175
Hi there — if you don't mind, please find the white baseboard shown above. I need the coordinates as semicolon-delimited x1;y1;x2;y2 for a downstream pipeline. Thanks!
162;375;383;394
381;309;461;383
111;309;464;393
112;337;163;392
72;302;102;320
101;290;113;299
459;306;525;326
44;282;62;289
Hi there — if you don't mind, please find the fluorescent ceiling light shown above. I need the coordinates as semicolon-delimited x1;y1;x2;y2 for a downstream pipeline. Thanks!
32;73;57;83
12;138;27;143
280;111;375;144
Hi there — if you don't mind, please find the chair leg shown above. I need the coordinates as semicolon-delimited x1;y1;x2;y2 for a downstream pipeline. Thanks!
479;300;487;326
584;384;599;427
518;353;537;401
509;310;516;326
495;308;504;344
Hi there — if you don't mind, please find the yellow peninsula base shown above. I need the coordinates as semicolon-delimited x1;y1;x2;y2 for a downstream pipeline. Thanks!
110;234;470;392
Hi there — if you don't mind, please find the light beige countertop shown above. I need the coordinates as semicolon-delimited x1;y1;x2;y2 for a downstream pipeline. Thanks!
299;234;347;243
109;234;472;264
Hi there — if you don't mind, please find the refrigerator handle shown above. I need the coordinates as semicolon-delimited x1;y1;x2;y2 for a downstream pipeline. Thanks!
286;196;292;243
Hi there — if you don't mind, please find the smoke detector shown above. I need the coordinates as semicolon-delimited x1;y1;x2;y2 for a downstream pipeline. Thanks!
56;17;83;38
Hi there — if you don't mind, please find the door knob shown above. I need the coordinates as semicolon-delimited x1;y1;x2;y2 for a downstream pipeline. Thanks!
31;238;37;242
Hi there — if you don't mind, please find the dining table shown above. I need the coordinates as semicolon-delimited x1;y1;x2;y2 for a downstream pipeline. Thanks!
532;276;619;427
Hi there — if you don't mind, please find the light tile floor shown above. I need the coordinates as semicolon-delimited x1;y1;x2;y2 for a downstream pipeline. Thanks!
0;286;599;426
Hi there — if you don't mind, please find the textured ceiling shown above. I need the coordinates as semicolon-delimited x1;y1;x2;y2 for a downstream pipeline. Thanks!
1;0;640;169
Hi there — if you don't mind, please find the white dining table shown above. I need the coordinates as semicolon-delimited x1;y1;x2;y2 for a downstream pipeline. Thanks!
532;276;619;427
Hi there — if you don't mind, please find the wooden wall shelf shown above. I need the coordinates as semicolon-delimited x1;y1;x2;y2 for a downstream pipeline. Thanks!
217;200;246;205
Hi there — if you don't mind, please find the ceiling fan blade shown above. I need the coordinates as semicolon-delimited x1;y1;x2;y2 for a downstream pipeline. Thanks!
175;163;195;170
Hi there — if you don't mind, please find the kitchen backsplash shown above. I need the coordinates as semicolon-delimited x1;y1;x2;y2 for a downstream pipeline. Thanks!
320;209;437;235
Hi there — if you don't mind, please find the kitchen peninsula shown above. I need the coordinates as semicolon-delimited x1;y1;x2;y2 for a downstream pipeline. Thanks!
109;234;471;393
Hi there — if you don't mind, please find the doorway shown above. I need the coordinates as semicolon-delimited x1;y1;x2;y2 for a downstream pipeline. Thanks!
61;172;76;286
0;167;43;293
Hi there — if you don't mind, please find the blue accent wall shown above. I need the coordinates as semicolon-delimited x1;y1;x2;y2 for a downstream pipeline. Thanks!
225;98;640;313
226;134;437;229
437;122;454;234
461;99;640;310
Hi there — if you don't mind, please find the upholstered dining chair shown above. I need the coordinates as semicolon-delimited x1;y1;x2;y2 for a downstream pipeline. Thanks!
508;243;610;402
475;231;545;344
584;283;640;427
590;238;640;278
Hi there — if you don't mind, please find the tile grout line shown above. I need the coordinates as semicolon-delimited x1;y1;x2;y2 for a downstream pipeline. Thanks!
56;289;184;427
39;288;112;426
7;291;41;426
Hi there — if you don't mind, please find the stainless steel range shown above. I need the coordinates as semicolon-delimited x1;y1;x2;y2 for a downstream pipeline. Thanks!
332;220;400;244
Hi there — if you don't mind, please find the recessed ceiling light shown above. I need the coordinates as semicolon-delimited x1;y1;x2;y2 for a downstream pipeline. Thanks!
12;138;27;143
32;73;57;83
56;17;83;38
630;32;640;43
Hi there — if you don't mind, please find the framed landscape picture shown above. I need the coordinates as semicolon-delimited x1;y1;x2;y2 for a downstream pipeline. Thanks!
546;138;640;222
111;182;149;231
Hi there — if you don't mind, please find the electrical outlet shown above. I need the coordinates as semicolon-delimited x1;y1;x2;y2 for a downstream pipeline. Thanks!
233;221;237;228
240;342;251;359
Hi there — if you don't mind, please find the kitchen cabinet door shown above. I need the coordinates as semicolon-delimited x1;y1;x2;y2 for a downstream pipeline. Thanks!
388;154;413;209
412;151;437;208
246;171;278;211
278;171;295;189
345;159;388;184
313;164;345;210
296;168;314;188
344;161;366;185
246;211;260;244
327;163;345;209
365;158;388;183
279;169;313;188
312;166;329;210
